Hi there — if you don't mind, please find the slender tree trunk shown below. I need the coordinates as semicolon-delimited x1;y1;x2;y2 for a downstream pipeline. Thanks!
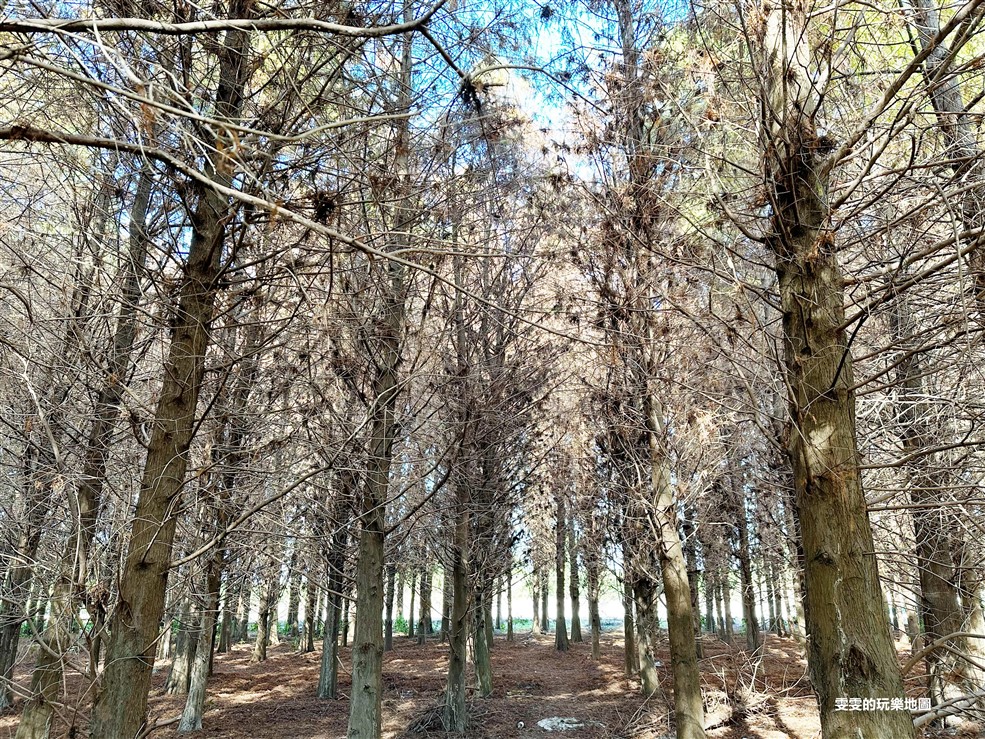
731;472;759;653
407;570;416;639
555;495;569;652
286;560;301;641
506;569;514;643
318;497;348;699
440;562;452;642
251;561;280;663
474;589;493;697
443;499;469;731
568;521;582;643
531;569;541;635
166;598;196;693
633;579;660;696
396;569;404;624
586;549;602;660
303;576;317;653
644;388;706;738
495;576;502;631
622;576;637;675
417;567;432;640
178;538;224;733
384;563;396;652
540;570;549;633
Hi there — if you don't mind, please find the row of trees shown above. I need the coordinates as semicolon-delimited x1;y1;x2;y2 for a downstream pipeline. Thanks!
2;0;985;736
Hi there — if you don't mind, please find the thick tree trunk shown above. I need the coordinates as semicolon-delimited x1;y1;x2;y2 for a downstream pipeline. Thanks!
889;293;985;713
347;221;406;739
760;7;915;733
88;9;251;734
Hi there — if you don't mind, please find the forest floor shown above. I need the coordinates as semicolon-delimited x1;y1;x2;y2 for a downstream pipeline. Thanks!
0;629;979;738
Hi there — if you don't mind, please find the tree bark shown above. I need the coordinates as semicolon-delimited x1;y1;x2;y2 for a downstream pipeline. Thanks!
442;496;469;731
568;519;582;643
88;6;251;734
760;5;916;734
554;495;569;652
384;563;396;652
644;389;706;739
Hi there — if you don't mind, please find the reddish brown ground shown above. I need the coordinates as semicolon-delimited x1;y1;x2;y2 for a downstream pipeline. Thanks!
0;631;977;738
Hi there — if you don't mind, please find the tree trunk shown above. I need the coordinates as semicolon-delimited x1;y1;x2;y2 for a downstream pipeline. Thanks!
495;576;502;631
303;576;317;653
889;291;985;713
165;598;196;694
178;542;224;733
318;497;348;699
396;569;404;624
347;272;404;739
644;388;706;739
554;495;569;652
722;576;734;644
286;560;301;641
568;521;582;643
417;567;432;640
633;578;660;697
506;569;514;642
384;563;395;652
88;9;251;734
440;562;452;642
407;570;416;639
443;501;469;731
760;5;916;734
622;576;637;676
531;569;541;635
474;589;493;697
251;564;279;663
731;471;760;653
586;548;602;660
540;570;549;633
